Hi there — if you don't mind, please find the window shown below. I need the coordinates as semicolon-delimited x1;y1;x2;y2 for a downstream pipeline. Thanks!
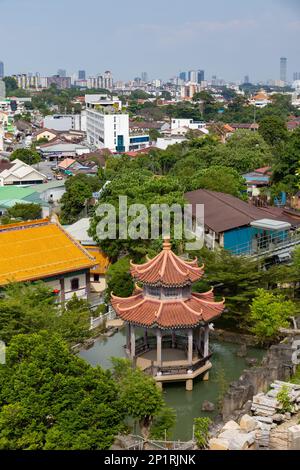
71;278;79;291
94;274;100;282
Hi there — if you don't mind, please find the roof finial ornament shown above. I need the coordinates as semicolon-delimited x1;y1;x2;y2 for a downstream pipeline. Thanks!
163;237;172;251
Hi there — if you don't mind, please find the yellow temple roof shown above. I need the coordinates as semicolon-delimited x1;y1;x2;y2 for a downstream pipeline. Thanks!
0;219;97;286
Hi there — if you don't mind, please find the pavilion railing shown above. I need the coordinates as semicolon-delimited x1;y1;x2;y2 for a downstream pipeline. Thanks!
143;354;212;377
134;334;191;357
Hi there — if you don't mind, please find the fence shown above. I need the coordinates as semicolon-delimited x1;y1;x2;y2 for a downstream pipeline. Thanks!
90;305;116;330
117;434;195;451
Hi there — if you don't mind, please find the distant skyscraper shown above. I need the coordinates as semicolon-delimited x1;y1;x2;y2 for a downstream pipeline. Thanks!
141;72;148;82
293;72;300;81
57;69;67;78
0;61;4;78
78;70;86;80
244;75;250;84
197;70;205;83
188;70;197;83
179;71;187;82
280;57;287;83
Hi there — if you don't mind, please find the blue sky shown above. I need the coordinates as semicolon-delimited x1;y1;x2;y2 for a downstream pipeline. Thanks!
1;0;300;82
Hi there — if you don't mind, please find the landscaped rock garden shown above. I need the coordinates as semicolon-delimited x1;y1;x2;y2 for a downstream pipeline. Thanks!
209;381;300;450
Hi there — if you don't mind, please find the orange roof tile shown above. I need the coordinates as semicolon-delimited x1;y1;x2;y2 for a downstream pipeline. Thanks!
58;158;75;170
86;246;110;275
0;219;97;286
130;239;204;286
111;290;224;329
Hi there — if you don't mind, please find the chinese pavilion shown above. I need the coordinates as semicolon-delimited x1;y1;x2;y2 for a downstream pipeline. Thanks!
111;239;225;390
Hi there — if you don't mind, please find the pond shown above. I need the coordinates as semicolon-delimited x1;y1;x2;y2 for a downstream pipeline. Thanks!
79;329;265;441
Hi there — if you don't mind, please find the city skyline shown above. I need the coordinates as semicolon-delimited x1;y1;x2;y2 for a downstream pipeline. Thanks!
0;0;300;82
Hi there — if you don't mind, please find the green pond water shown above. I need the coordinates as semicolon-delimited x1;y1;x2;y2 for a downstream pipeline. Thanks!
79;329;265;441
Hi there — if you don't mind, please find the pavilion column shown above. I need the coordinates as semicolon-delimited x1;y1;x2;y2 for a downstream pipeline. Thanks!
197;327;202;355
130;325;136;359
204;324;209;358
126;324;131;354
188;329;193;365
144;329;148;348
172;331;176;349
157;329;162;366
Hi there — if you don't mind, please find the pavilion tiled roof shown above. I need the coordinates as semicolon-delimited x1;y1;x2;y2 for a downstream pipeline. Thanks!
111;290;224;329
130;239;204;287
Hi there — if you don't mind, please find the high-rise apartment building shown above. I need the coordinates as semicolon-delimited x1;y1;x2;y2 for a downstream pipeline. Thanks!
293;72;300;81
103;71;113;90
78;70;86;80
188;70;197;83
57;69;67;78
197;70;205;83
141;72;148;82
0;61;4;79
280;57;287;84
179;72;187;82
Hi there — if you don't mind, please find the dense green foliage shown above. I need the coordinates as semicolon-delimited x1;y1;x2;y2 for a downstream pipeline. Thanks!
0;332;124;449
193;417;212;449
60;174;103;224
106;257;134;299
249;289;296;343
1;203;42;224
0;283;90;345
111;358;173;439
10;148;41;165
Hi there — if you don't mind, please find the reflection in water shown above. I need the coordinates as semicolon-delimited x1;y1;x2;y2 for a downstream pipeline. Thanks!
79;330;264;440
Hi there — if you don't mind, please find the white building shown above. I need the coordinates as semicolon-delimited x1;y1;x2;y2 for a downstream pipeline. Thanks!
86;94;130;152
43;113;86;132
171;118;207;132
0;159;46;186
156;136;187;150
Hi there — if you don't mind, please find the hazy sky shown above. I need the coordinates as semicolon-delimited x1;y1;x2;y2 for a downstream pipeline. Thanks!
1;0;300;82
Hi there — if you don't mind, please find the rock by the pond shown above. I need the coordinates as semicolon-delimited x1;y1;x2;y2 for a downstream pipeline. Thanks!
240;414;258;433
201;401;215;412
284;412;291;420
209;438;229;450
222;420;241;431
245;357;258;367
236;344;247;358
272;414;285;424
219;430;255;450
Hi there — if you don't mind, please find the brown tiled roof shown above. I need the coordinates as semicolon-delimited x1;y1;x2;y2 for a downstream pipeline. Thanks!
185;189;300;233
130;239;204;287
111;289;224;329
0;159;13;173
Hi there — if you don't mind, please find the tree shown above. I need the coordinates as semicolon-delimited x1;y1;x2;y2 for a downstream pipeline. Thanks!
0;332;124;449
9;148;41;165
0;283;90;346
272;127;300;191
212;130;272;173
60;174;102;224
3;77;18;93
258;116;288;147
106;257;134;300
249;289;296;343
188;166;247;197
148;128;161;142
149;407;176;440
3;203;42;223
111;358;166;440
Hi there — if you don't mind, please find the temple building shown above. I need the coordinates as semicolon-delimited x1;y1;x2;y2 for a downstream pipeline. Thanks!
0;218;97;302
111;239;225;391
